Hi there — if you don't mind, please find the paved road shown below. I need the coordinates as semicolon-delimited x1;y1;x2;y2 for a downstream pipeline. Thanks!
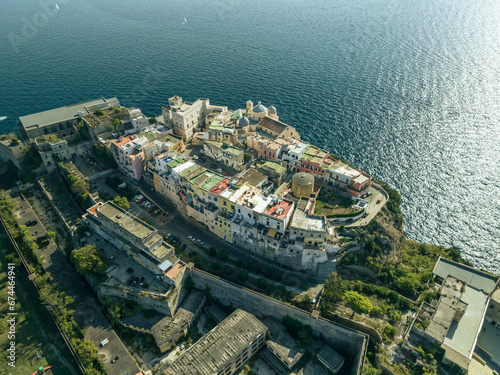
133;180;313;284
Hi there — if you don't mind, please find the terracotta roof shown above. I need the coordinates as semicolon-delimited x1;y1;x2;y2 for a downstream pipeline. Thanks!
209;178;230;195
258;116;288;135
113;137;133;147
165;263;184;280
87;202;102;217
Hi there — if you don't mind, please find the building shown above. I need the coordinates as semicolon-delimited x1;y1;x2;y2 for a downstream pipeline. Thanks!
85;202;182;286
0;137;24;170
317;345;345;374
110;136;147;181
256;116;300;140
152;290;206;353
407;257;499;373
262;317;305;369
35;135;92;172
162;96;227;142
162;309;268;375
203;141;244;171
19;97;120;141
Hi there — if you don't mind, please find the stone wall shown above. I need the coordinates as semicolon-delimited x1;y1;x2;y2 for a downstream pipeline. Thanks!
189;268;368;375
97;282;189;317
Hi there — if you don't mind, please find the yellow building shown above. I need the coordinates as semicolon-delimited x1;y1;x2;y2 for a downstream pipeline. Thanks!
213;211;233;242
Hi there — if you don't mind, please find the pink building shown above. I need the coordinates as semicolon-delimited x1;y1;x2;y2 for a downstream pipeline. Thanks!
111;136;146;181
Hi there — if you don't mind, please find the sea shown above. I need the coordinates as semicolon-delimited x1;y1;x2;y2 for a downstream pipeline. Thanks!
0;0;499;273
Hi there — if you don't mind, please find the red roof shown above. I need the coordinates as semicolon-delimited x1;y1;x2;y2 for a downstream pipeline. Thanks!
165;263;183;280
87;202;102;217
209;178;230;195
113;137;133;147
266;199;293;220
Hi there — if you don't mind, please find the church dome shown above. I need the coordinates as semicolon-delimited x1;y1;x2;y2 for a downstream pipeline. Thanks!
252;101;267;113
268;105;277;115
239;116;250;127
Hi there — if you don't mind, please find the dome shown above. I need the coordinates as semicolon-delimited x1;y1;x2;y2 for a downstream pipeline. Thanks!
268;105;277;115
252;101;267;113
291;172;315;198
292;172;314;186
239;116;250;127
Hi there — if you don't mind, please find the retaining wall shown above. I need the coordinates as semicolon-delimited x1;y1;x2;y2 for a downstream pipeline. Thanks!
189;268;368;375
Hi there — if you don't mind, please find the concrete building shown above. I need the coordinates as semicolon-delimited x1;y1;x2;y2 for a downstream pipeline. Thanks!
324;161;372;198
128;108;149;135
85;202;182;286
0;137;24;170
35;135;92;172
162;309;268;375
152;290;206;353
18;97;120;141
203;141;244;171
110;136;147;181
317;345;345;374
408;257;499;373
262;317;305;369
162;96;227;142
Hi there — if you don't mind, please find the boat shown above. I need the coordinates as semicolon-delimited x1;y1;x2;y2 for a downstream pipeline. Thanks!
0;116;7;121
182;17;187;24
55;3;59;10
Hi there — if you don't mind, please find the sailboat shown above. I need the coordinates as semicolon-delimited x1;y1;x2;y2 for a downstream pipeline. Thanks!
182;17;187;24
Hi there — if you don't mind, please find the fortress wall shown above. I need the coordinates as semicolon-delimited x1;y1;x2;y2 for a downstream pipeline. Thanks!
189;268;368;375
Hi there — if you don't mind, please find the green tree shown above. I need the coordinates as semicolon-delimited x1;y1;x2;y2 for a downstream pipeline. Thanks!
148;117;158;124
113;196;130;211
217;248;228;261
344;291;373;314
94;109;105;116
70;179;90;198
71;244;106;275
10;137;19;145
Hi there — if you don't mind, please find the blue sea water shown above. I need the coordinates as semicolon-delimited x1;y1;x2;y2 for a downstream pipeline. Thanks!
0;0;499;272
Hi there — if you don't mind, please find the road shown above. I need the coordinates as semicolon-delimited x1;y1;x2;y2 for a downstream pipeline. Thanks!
132;179;313;284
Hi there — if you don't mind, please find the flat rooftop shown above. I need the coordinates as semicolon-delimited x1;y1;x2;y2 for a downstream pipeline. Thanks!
290;206;325;232
433;257;499;294
163;309;267;375
19;97;120;130
234;168;267;188
97;202;157;240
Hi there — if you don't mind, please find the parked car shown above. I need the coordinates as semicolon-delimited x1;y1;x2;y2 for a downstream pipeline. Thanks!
217;168;223;173
139;277;145;286
224;172;230;176
376;197;382;204
127;275;135;284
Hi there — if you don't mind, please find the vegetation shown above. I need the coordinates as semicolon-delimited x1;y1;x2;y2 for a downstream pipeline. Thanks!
94;109;105;116
0;195;105;374
19;143;42;182
344;291;373;314
10;137;19;145
61;167;91;209
71;244;107;276
282;315;313;346
148;117;157;124
112;196;130;211
92;143;117;169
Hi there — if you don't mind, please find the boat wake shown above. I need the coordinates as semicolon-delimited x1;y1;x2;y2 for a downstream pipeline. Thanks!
0;116;7;121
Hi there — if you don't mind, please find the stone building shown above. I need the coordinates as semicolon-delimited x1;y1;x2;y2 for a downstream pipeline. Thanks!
162;309;267;375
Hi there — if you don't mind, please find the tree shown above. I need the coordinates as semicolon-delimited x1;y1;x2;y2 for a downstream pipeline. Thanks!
113;196;130;211
148;117;158;124
71;244;106;275
344;291;373;314
217;248;228;261
322;272;346;303
94;109;105;116
70;179;90;198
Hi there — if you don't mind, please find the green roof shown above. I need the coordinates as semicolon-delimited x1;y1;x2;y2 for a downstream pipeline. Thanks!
191;172;224;191
157;133;182;144
263;161;286;174
209;124;224;131
179;164;204;178
167;158;184;169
